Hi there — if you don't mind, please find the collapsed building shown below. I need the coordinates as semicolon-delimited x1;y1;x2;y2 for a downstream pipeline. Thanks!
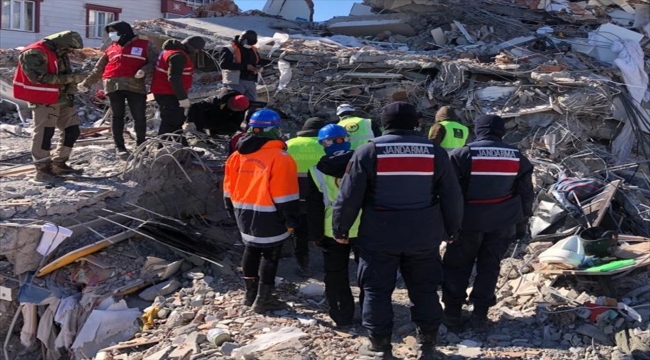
1;0;650;359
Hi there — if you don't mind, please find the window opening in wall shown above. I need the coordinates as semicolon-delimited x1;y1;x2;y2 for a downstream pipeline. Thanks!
88;9;115;39
1;0;35;32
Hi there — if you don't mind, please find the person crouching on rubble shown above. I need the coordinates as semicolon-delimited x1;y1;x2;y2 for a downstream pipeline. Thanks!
442;114;534;333
307;124;363;327
219;30;261;101
182;88;250;136
332;102;463;358
223;109;300;314
428;106;469;151
77;21;158;157
13;31;87;184
151;36;205;141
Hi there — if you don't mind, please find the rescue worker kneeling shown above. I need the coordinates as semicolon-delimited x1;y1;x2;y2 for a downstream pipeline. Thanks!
442;114;534;332
223;109;300;314
306;124;362;327
332;102;463;358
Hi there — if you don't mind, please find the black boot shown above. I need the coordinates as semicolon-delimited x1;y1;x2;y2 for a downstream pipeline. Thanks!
359;334;392;358
296;254;310;277
416;326;438;356
470;306;489;333
243;278;259;306
252;283;287;314
442;304;463;331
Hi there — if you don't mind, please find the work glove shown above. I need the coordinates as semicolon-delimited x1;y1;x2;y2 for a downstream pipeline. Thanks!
179;98;191;108
182;122;196;132
77;83;90;93
516;218;530;240
135;70;145;79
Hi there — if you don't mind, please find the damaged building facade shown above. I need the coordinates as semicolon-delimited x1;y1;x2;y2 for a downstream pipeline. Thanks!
1;0;650;359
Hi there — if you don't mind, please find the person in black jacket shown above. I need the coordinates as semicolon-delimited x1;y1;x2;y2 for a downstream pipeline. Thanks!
442;114;534;333
332;102;464;358
306;124;362;327
183;88;250;136
218;30;261;101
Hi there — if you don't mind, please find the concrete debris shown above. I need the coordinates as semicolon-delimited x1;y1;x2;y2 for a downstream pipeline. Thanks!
1;0;650;359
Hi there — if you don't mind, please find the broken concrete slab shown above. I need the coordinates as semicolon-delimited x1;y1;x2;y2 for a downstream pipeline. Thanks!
327;14;416;37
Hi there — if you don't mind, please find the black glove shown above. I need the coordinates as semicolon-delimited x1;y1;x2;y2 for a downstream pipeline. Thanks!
516;218;530;239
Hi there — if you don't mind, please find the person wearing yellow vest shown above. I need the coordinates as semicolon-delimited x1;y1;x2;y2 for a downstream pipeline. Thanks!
306;124;363;327
428;106;469;150
336;104;382;150
285;117;327;277
219;30;261;101
13;31;87;184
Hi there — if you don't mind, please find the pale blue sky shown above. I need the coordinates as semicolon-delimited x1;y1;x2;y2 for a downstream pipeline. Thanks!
236;0;360;21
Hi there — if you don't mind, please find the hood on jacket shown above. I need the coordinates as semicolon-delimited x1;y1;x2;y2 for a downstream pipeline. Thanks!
297;117;326;137
435;106;459;123
43;31;83;52
316;150;354;178
474;114;506;140
105;21;136;46
236;134;286;155
161;39;188;53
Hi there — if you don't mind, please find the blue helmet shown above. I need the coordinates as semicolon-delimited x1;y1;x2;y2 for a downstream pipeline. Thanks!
318;124;351;155
249;109;282;128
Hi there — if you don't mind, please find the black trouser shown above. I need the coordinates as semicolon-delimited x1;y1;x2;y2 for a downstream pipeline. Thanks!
358;247;443;337
321;237;362;324
107;90;147;148
242;242;284;284
154;94;185;142
293;213;309;260
442;225;516;311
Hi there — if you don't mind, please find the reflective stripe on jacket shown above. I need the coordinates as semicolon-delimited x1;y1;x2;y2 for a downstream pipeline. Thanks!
222;43;260;85
438;120;469;150
151;49;193;95
310;167;360;238
466;146;520;203
223;139;300;245
338;116;374;150
103;39;149;79
13;41;60;105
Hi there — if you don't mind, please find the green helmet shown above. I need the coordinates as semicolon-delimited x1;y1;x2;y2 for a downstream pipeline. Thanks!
43;31;84;50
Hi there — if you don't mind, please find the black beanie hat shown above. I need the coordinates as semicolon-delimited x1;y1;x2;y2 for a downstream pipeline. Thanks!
297;117;326;136
182;36;206;53
474;114;506;138
380;101;418;131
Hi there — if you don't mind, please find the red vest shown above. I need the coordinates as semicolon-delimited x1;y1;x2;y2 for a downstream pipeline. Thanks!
103;39;149;79
13;41;60;105
151;49;194;95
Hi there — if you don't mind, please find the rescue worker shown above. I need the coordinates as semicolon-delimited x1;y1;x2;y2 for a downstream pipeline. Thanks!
183;88;250;136
307;124;362;327
332;101;463;358
219;30;261;101
335;104;382;150
13;31;87;183
223;109;300;314
151;36;205;139
442;114;534;332
285;117;327;277
77;21;158;156
428;106;469;150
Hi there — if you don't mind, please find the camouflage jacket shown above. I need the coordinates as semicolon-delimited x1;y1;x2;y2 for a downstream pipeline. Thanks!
80;37;158;95
18;31;86;107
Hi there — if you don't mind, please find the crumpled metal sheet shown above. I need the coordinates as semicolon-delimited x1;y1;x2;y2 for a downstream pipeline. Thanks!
427;62;467;100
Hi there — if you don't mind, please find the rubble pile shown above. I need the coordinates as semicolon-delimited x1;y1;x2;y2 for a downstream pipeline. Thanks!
1;0;650;359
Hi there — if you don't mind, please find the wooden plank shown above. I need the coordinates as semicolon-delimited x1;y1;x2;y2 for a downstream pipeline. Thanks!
98;338;160;352
36;230;134;277
0;164;34;177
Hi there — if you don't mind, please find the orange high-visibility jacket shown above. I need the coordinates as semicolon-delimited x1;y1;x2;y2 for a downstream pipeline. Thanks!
224;139;300;245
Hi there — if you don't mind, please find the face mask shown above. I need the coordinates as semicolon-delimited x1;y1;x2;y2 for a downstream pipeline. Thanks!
243;44;252;49
108;32;120;42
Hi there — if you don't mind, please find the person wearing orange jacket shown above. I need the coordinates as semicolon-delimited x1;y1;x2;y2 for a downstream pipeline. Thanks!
223;109;300;314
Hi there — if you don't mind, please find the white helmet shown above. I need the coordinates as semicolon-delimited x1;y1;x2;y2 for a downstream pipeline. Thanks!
336;104;356;117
